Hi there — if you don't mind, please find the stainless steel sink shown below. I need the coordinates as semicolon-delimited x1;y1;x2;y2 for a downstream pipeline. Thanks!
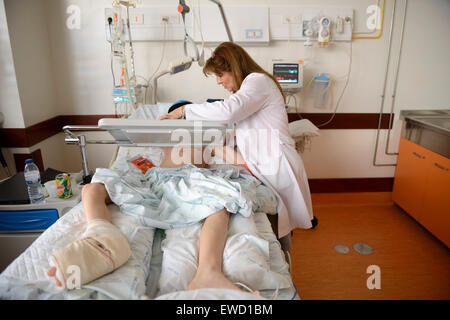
400;109;450;158
413;117;450;131
400;109;450;118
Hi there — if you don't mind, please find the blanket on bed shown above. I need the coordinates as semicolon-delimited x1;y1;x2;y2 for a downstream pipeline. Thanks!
91;155;278;229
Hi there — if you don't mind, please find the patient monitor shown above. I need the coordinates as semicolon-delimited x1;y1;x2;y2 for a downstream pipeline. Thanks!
272;59;303;93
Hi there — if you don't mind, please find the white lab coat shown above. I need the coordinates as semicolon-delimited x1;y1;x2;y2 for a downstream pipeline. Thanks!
185;72;313;237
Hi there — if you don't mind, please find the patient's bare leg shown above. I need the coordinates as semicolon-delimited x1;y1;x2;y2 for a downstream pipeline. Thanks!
213;146;246;166
187;209;240;291
80;183;113;223
47;183;130;288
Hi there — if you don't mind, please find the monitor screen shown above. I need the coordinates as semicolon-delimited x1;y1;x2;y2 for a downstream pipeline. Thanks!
273;63;299;84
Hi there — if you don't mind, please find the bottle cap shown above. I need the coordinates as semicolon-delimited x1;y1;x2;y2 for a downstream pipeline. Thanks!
25;159;34;164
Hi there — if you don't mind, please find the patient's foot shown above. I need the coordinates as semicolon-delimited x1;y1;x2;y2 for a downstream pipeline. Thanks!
187;268;241;291
47;219;131;289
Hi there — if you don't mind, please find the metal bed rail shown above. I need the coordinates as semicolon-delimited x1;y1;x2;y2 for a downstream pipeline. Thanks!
63;125;117;184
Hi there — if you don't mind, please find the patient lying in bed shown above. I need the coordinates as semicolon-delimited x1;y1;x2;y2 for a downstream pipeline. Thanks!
47;144;254;293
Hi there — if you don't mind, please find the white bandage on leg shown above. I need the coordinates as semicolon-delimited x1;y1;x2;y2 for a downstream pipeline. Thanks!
48;219;131;289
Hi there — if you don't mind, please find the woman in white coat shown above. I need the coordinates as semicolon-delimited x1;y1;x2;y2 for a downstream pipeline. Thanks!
158;42;315;252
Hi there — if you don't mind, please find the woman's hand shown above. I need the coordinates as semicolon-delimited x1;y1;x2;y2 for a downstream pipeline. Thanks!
157;106;184;120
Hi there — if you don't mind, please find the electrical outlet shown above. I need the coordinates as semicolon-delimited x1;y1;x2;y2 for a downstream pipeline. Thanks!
160;14;180;25
282;15;301;24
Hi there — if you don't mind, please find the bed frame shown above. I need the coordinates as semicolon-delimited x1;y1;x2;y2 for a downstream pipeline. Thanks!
63;119;229;184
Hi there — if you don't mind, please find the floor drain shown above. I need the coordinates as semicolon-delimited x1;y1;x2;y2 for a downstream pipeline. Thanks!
333;244;350;254
352;242;374;255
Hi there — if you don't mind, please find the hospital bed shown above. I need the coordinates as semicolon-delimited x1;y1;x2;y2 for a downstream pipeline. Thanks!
0;104;298;300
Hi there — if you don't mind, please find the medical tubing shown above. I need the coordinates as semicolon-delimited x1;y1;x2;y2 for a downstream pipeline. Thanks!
122;6;136;112
195;0;205;44
373;0;397;167
122;60;136;113
308;21;353;128
148;21;167;87
315;21;353;128
135;75;150;105
193;0;206;66
209;0;233;42
125;5;136;81
180;4;199;62
184;33;200;62
151;70;170;104
286;93;300;116
385;0;407;156
108;22;117;87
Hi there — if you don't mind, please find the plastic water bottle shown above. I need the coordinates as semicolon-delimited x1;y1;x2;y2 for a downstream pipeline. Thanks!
24;159;45;204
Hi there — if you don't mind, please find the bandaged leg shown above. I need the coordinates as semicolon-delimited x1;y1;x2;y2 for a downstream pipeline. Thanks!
48;219;131;289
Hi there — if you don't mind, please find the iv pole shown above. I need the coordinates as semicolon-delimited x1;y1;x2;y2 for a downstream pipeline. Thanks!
149;0;233;104
208;0;233;42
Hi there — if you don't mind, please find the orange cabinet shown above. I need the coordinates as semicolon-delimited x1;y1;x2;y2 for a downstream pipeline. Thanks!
392;138;432;221
419;151;450;247
393;137;450;248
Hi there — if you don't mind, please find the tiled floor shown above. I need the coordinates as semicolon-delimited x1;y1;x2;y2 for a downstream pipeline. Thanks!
291;192;450;300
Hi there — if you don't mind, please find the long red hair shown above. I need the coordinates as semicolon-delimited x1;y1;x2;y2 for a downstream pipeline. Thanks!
203;42;285;103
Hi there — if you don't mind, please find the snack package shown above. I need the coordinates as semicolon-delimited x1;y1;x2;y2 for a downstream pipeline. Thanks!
130;156;156;174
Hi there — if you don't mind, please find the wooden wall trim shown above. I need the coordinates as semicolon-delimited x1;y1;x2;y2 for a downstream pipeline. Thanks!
0;114;119;148
26;116;61;147
0;113;393;148
308;178;394;193
287;113;393;129
58;114;118;126
13;149;44;172
0;128;28;148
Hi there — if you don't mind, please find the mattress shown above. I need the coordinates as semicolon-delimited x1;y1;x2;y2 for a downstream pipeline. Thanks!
0;202;298;300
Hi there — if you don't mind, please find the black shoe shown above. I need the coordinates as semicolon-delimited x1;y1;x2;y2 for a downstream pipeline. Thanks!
311;216;318;229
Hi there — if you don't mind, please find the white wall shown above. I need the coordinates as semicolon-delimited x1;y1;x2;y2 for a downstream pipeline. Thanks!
0;0;24;129
2;0;450;179
4;0;57;127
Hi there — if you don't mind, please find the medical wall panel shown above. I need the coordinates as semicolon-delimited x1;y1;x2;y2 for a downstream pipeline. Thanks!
269;6;354;41
191;6;269;45
104;6;193;42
